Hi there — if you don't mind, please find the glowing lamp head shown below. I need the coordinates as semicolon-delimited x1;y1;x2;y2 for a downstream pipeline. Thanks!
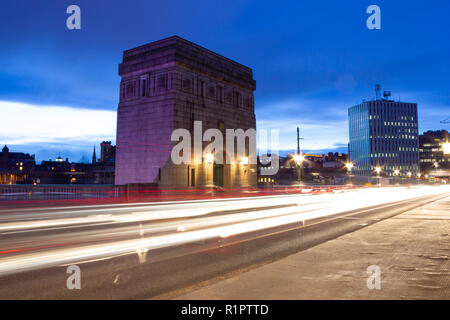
417;173;421;178
241;156;249;165
442;142;450;155
205;153;214;164
374;167;381;174
393;169;400;176
345;162;354;171
293;154;305;164
407;172;412;177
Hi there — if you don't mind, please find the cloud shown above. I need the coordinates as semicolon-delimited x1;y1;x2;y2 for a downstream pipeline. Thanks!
0;101;116;145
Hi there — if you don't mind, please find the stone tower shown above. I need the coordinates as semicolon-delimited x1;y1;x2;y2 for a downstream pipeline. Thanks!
115;36;257;188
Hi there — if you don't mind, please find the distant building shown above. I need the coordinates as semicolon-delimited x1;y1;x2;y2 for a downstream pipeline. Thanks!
92;143;115;184
32;142;116;185
100;141;116;164
322;152;347;168
115;36;257;188
419;130;450;172
258;153;349;185
0;145;35;184
348;94;419;177
35;157;73;184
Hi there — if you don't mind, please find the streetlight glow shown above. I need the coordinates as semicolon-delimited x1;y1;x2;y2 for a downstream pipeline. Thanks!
205;153;214;164
442;142;450;155
293;154;305;165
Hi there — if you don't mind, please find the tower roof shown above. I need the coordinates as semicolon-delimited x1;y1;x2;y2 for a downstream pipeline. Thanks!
119;35;256;91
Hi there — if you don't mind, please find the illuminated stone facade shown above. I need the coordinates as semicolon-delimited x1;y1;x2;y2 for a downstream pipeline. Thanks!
115;36;257;187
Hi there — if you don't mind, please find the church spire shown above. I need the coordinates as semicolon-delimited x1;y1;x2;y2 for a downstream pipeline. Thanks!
92;146;97;164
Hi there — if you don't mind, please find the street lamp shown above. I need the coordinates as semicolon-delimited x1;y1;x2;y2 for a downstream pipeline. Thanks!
293;154;305;183
374;166;382;186
345;162;354;185
442;141;450;155
345;162;354;172
205;153;214;164
393;169;400;185
204;153;214;187
241;156;249;165
293;154;305;165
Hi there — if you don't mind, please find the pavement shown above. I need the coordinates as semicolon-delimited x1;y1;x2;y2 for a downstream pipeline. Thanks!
172;195;450;299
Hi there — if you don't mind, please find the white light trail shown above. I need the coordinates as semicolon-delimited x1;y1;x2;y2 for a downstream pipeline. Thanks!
0;186;448;276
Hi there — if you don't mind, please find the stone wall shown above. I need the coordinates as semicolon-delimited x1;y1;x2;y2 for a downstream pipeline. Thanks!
115;36;256;187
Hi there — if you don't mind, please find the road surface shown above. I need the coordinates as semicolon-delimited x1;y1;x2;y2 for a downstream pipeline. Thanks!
0;185;448;299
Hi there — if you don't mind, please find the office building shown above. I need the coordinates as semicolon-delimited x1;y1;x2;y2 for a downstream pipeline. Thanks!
419;130;450;172
348;92;419;177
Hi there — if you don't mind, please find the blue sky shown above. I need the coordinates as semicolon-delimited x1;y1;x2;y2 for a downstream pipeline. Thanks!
1;0;449;162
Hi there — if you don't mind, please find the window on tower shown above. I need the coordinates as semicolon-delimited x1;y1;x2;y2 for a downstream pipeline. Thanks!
158;74;168;91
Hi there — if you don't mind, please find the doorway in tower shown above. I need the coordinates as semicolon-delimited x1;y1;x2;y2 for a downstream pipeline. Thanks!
213;163;224;187
187;167;195;187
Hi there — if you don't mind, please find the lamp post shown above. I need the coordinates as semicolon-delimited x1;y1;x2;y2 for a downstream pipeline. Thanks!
345;162;353;185
293;154;305;184
205;153;214;187
375;166;382;187
241;157;248;185
205;153;214;164
393;169;400;185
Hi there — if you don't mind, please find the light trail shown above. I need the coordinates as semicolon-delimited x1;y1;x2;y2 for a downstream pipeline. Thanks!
0;185;449;276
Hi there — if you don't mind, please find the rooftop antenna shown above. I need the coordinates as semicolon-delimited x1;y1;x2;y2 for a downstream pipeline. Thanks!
375;84;381;100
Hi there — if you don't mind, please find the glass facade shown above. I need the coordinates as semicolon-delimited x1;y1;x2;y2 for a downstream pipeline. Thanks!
348;100;419;177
